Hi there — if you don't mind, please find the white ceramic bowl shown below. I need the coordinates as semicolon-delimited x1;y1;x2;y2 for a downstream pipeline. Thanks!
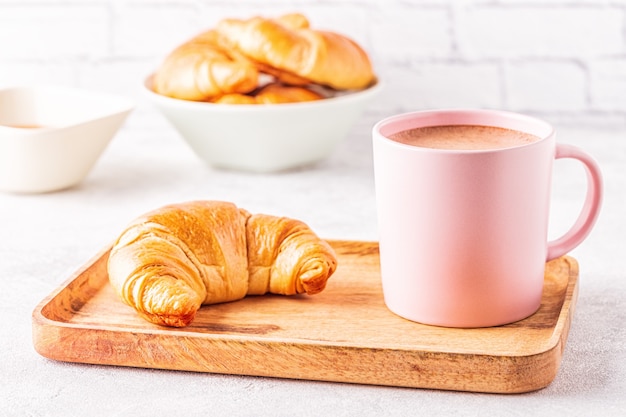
0;85;134;193
143;75;382;172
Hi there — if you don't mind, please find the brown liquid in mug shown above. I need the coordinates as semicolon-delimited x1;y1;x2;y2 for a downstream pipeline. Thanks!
388;125;541;150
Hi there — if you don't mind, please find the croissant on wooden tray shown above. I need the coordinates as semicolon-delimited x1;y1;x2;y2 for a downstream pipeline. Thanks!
107;201;338;327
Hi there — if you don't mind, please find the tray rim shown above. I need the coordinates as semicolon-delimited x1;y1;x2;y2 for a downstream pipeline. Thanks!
32;239;580;393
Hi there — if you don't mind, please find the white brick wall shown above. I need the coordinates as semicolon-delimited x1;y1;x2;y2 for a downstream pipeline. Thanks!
1;0;625;128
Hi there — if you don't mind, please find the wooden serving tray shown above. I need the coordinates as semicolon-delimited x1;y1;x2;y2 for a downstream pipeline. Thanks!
32;240;579;394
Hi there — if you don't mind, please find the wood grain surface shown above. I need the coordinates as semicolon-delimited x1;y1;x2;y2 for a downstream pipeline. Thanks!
32;240;579;393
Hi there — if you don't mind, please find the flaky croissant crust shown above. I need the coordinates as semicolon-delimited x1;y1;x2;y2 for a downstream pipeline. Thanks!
213;83;324;105
153;30;259;101
108;201;337;327
215;14;376;90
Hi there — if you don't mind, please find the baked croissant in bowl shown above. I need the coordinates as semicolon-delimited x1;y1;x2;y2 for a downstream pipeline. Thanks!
107;201;338;327
215;13;375;91
213;83;324;105
152;12;376;102
153;30;259;101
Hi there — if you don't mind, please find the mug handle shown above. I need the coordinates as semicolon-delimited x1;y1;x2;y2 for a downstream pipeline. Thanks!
546;144;603;261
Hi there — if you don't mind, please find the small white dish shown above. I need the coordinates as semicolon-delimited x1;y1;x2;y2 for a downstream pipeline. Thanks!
143;75;382;172
0;85;134;193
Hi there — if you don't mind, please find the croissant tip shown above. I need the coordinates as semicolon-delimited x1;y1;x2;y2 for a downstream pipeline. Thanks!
301;269;336;295
301;280;326;295
142;311;196;328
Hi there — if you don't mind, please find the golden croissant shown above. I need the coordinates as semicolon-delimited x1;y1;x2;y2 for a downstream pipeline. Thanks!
152;13;376;101
107;201;338;327
215;13;375;90
153;30;259;101
213;83;324;105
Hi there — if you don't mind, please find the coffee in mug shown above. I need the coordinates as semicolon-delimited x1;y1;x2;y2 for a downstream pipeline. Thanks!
388;124;540;150
372;109;603;328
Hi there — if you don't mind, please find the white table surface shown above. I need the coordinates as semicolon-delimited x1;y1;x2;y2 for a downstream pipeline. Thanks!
1;108;624;416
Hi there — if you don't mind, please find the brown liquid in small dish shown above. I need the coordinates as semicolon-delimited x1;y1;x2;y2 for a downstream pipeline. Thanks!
1;124;47;129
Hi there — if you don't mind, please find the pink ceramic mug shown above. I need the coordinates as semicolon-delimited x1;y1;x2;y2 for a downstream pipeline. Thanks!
372;109;603;328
